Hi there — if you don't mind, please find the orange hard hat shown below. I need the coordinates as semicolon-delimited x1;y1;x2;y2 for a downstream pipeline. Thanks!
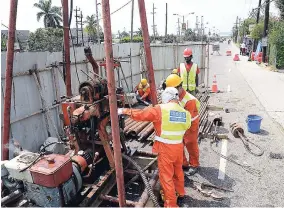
183;48;192;57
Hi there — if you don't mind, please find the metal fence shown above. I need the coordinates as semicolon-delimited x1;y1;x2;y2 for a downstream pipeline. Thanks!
1;42;206;157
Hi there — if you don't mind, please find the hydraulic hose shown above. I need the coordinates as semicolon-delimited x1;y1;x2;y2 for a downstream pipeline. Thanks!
122;154;159;207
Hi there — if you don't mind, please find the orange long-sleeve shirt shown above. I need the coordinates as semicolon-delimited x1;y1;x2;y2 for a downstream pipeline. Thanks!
123;105;162;136
179;88;199;131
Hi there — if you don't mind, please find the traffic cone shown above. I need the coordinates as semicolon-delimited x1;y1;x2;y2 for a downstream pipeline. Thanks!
233;54;240;61
211;75;218;93
226;50;232;56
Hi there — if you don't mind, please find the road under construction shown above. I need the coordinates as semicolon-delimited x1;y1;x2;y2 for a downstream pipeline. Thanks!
1;0;284;207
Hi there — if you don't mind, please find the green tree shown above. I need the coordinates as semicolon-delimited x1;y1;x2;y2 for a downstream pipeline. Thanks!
1;33;7;51
34;0;62;28
269;21;284;68
250;22;264;40
136;28;142;36
239;18;256;41
84;15;102;42
28;28;63;52
275;0;284;19
120;31;130;38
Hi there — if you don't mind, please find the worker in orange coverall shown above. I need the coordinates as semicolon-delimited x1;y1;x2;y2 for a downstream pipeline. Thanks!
118;87;191;207
165;74;200;175
134;78;151;102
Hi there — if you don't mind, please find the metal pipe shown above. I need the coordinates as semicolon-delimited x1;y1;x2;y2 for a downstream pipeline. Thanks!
138;0;158;105
100;194;137;207
84;47;99;75
101;0;126;206
1;189;22;206
128;121;149;137
2;0;18;160
62;0;72;96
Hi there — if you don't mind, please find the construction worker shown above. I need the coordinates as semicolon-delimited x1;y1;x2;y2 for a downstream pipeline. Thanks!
177;48;200;96
165;74;200;175
134;78;151;102
118;87;191;207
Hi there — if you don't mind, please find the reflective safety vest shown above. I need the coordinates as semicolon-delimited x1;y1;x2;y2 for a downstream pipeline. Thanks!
155;102;191;144
180;63;197;91
138;83;150;92
179;92;200;122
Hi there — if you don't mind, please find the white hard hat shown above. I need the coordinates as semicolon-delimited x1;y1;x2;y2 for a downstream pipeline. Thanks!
161;87;179;104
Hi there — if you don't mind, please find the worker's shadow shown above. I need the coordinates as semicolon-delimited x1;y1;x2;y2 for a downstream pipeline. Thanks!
183;166;235;207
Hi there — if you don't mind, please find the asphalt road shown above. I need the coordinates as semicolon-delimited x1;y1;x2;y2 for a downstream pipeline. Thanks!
182;42;284;207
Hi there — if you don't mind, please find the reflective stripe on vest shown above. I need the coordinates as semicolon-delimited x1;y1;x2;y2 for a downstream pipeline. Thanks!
139;83;150;92
180;63;197;91
158;102;191;143
179;92;200;112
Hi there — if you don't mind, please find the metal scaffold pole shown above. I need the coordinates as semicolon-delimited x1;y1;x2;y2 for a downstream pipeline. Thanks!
101;0;126;206
3;0;18;160
138;0;158;105
62;0;72;96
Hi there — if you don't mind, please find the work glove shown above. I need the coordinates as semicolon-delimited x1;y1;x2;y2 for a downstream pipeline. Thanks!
118;108;124;115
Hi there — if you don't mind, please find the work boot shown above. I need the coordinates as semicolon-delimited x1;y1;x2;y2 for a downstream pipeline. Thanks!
185;167;199;176
177;196;185;207
182;165;190;171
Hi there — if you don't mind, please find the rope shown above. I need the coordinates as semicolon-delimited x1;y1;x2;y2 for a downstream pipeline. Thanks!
210;141;261;177
237;131;264;157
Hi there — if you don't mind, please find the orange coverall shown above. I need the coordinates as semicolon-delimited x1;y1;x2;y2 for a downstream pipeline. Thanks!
135;83;151;101
123;103;185;207
179;89;200;168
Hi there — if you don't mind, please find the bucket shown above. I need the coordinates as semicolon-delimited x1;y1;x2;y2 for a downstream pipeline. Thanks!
246;115;262;133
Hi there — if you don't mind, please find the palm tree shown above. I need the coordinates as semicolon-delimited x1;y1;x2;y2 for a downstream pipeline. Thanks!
34;0;62;28
84;15;102;42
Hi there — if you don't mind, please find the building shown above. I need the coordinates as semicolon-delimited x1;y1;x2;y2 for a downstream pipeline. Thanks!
1;30;30;51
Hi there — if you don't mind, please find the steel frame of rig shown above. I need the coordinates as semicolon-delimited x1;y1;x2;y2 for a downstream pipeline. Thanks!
2;0;160;207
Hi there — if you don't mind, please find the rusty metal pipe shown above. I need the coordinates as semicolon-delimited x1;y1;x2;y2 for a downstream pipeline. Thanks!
100;194;137;207
128;121;149;137
125;121;143;135
138;123;152;136
138;0;158;105
125;118;132;125
123;120;138;133
138;123;154;139
62;0;72;96
2;0;18;160
136;150;157;157
84;47;99;75
135;171;159;207
102;0;126;206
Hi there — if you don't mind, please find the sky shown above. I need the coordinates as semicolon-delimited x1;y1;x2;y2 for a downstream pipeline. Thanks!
0;0;280;35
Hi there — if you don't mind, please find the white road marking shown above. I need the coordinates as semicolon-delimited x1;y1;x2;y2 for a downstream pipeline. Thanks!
218;139;228;180
227;85;231;92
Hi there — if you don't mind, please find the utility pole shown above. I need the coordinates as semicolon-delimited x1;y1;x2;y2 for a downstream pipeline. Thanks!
262;0;270;62
201;16;204;41
74;6;80;45
80;11;84;46
234;16;238;43
151;3;157;42
177;18;180;42
95;0;100;44
195;16;199;33
130;0;134;42
256;0;262;23
253;0;262;51
165;3;168;36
